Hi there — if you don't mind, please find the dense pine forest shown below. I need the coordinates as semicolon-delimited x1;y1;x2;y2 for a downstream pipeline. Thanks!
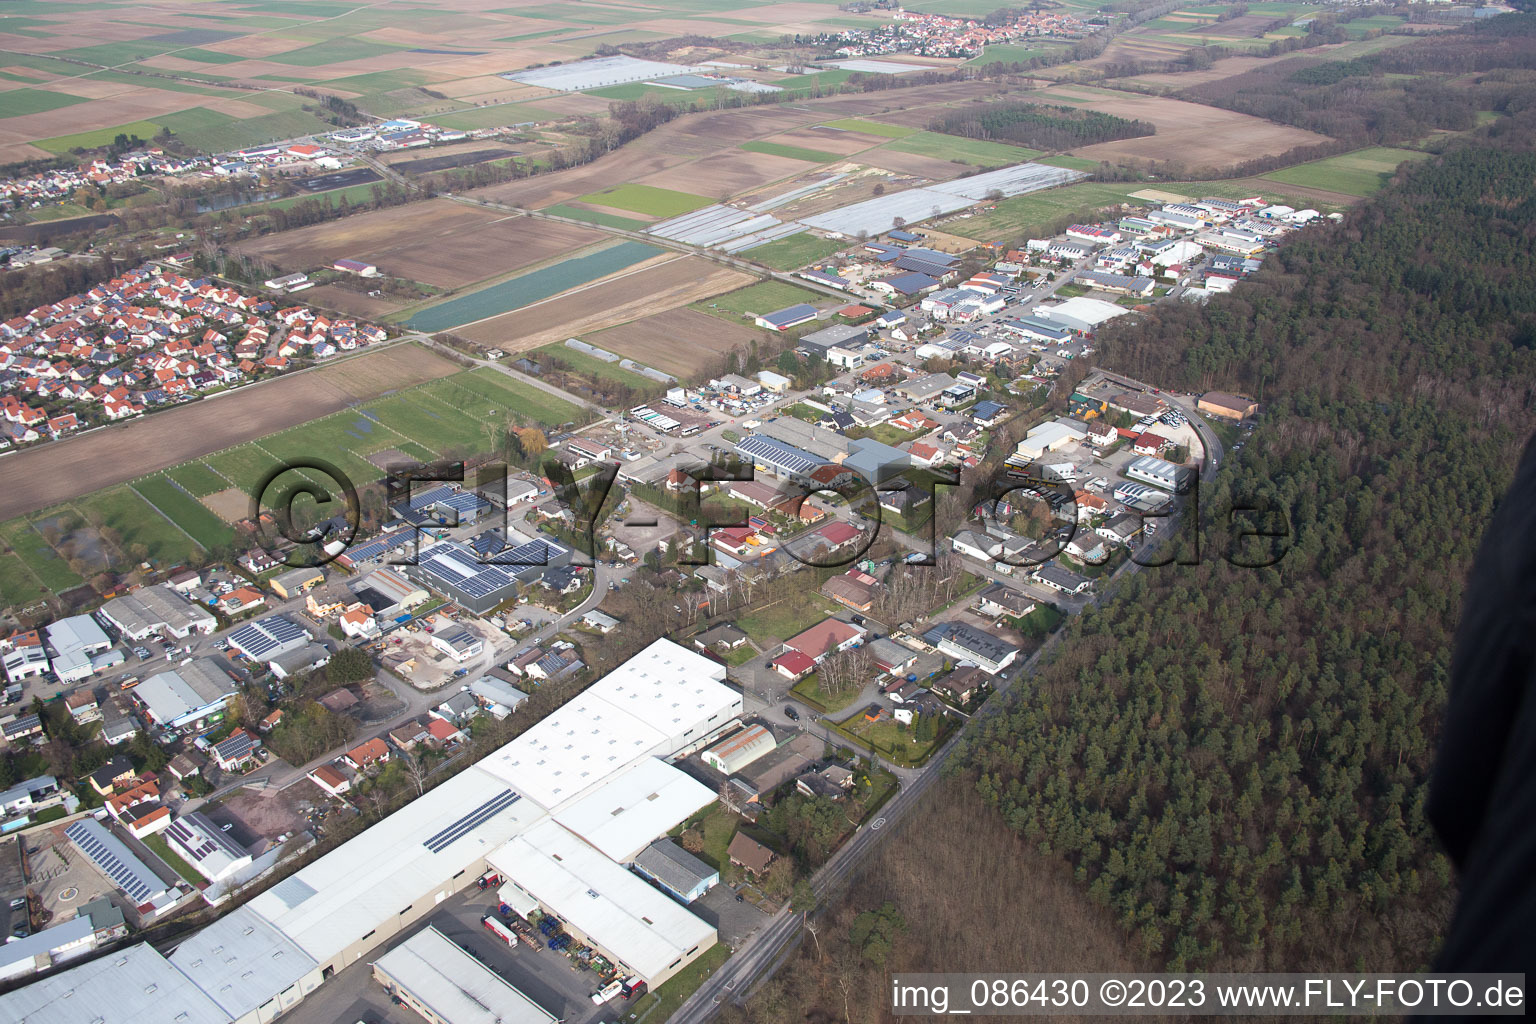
732;96;1536;1024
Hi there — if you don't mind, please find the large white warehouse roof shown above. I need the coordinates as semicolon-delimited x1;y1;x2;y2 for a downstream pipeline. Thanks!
247;763;547;965
374;926;557;1024
551;757;716;864
491;819;717;984
0;942;230;1024
476;638;739;808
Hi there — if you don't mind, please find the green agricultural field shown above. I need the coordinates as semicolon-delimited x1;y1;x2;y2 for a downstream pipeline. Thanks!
362;392;488;455
544;203;648;231
691;280;823;321
34;120;167;154
817;117;915;138
945;182;1149;242
1343;14;1406;38
52;40;173;65
739;139;841;163
429;102;558;130
1037;154;1102;171
266;38;403;67
319;69;431;92
742;232;845;271
165;108;334;151
258;181;384;212
205;444;285;496
419;369;582;428
967;42;1068;65
173;47;247;65
0;88;89;116
243;417;387;494
884;131;1042;166
533;343;658;390
132;476;235;551
0;520;81;592
75;487;199;567
167;461;229;497
514;2;637;24
0;553;47;609
1263;147;1428;197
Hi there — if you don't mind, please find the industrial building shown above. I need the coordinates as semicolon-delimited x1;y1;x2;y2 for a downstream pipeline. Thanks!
490;819;716;989
373;926;558;1024
131;658;238;731
407;538;570;615
98;584;216;639
632;840;720;904
65;818;179;914
1125;454;1191;492
43;615;112;683
2;641;738;1020
164;811;253;883
228;615;312;665
701;723;777;775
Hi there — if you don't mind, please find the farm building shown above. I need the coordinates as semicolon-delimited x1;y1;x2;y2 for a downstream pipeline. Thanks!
332;258;379;277
632;839;719;903
755;303;819;331
700;724;776;775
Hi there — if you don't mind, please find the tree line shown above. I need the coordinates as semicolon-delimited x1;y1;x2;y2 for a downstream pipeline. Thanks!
928;102;1156;151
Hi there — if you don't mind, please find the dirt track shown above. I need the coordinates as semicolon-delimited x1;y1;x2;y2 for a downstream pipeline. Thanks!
0;344;459;521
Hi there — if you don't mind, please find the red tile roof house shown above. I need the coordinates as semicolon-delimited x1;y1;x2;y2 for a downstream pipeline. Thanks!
344;737;390;770
309;763;352;796
783;618;865;665
1133;433;1169;455
771;650;816;681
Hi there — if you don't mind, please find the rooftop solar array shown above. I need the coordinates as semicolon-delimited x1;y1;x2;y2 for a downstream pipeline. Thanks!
229;615;306;660
422;788;520;853
165;812;246;865
66;819;167;905
737;434;824;476
340;527;415;564
212;730;257;762
416;541;521;599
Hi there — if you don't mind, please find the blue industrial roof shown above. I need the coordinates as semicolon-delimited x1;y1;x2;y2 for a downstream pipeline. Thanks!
758;303;818;328
737;434;823;475
888;229;919;242
879;272;939;294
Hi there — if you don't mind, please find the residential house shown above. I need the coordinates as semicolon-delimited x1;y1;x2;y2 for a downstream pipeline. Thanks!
727;833;776;877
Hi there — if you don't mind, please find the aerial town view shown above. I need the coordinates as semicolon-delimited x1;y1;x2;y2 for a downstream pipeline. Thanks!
0;0;1531;1021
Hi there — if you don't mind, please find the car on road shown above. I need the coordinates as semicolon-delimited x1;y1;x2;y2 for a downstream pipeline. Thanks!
9;897;25;911
783;706;800;721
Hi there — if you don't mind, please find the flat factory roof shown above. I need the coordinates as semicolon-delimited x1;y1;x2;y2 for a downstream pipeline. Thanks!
491;819;716;984
474;639;737;809
0;943;230;1024
374;926;557;1024
551;757;715;863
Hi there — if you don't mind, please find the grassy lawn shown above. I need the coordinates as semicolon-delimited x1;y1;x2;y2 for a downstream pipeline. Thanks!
625;944;732;1022
1;519;83;592
691;280;823;322
575;183;712;218
736;593;838;644
0;553;48;608
544;202;648;231
1262;146;1429;197
76;487;200;567
743;232;845;271
258;181;385;213
739;139;841;163
421;368;582;428
533;342;658;389
832;714;949;768
677;802;742;870
818;117;916;138
131;475;235;550
144;833;204;886
885;131;1042;165
791;672;861;714
167;461;229;497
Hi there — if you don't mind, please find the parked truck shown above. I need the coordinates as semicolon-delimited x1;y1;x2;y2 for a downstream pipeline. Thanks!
481;915;516;947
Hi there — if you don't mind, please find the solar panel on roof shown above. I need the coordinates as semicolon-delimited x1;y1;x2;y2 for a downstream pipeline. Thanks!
67;820;162;904
422;789;520;853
